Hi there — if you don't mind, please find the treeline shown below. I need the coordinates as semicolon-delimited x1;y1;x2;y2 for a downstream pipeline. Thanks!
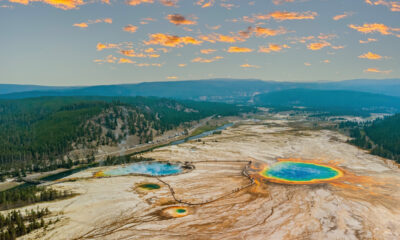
340;113;400;163
0;207;52;240
0;96;249;177
0;186;74;211
103;155;154;167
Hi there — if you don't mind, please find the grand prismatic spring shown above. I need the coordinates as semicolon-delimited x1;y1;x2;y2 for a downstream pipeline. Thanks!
260;161;343;184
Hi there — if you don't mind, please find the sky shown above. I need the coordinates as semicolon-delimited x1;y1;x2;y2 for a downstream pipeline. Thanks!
0;0;399;86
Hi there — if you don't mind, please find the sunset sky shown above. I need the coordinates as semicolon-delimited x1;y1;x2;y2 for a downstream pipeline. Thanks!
1;0;399;86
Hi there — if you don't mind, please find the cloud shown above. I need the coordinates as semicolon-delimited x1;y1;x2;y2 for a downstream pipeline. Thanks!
304;62;311;66
73;18;112;28
365;0;400;12
348;23;400;36
123;24;138;33
167;14;196;25
0;4;14;8
9;0;85;10
126;0;154;6
119;49;160;58
364;68;391;74
255;11;317;21
272;0;295;5
333;12;352;21
119;58;135;64
200;49;216;54
220;3;238;9
178;63;187;67
358;52;383;60
359;38;378;43
331;45;345;50
191;56;223;63
199;33;244;43
258;43;290;53
206;25;221;30
73;22;88;28
96;43;119;51
227;46;253;53
323;59;330;63
195;0;214;8
166;76;178;79
160;0;178;7
253;26;287;37
93;55;117;64
144;33;202;47
240;63;260;68
136;63;163;67
307;41;331;50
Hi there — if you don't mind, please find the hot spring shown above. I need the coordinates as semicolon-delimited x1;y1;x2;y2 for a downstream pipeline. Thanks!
103;162;182;177
261;161;342;184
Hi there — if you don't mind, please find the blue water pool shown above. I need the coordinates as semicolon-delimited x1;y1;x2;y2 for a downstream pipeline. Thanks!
261;161;341;183
104;162;182;176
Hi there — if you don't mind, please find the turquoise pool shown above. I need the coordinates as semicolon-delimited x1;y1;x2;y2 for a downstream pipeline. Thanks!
104;162;182;176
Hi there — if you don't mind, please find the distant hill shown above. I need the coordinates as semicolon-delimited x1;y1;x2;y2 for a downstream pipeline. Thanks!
254;89;400;115
1;78;399;102
0;84;73;95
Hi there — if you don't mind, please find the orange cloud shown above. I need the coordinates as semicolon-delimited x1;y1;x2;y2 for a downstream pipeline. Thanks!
256;11;317;21
359;38;378;43
199;33;244;43
349;23;400;36
259;43;290;53
272;0;295;4
364;68;391;74
94;55;117;64
241;64;260;68
323;59;330;63
227;46;253;53
160;0;178;6
126;0;154;6
119;58;135;64
166;76;178;79
96;43;119;51
73;18;112;28
333;12;351;21
200;49;216;54
9;0;85;10
178;63;186;67
145;33;202;47
307;41;331;50
196;0;214;8
365;0;400;12
123;24;138;33
254;26;287;37
167;14;196;25
73;22;88;28
358;52;383;60
304;62;311;66
191;56;223;63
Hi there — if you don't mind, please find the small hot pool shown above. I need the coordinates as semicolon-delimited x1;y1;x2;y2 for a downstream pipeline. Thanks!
138;183;161;190
103;162;182;176
261;161;342;183
161;206;190;218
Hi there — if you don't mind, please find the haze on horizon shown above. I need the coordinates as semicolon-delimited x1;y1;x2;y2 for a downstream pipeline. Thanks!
1;0;399;86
